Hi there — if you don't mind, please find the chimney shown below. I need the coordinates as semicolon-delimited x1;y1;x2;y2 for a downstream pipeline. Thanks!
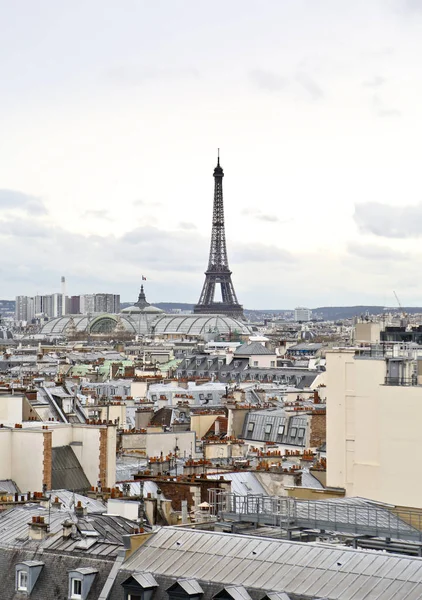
74;501;87;518
62;518;73;538
39;495;50;509
28;516;48;541
52;496;62;510
181;500;188;525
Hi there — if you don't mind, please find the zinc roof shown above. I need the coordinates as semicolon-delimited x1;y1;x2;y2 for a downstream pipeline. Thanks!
132;572;158;588
234;343;274;356
122;526;422;600
51;446;91;492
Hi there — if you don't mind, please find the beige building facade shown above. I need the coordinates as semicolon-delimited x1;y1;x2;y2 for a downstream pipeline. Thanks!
326;347;422;508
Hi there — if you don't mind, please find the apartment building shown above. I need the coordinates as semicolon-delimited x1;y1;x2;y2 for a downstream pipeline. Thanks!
326;344;422;508
294;307;312;322
80;293;120;314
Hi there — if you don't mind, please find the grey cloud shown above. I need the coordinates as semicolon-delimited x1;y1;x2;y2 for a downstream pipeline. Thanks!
231;243;293;264
0;189;47;215
347;241;407;261
178;222;197;230
250;69;323;100
372;94;401;117
133;198;161;208
363;76;386;88
295;73;324;100
401;0;422;12
256;214;279;223
0;219;49;238
354;202;422;238
105;65;199;87
249;69;287;92
241;208;254;216
242;208;281;222
83;209;111;220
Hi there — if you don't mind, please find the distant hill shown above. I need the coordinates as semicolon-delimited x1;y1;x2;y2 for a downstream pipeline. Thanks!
155;302;195;312
313;306;422;320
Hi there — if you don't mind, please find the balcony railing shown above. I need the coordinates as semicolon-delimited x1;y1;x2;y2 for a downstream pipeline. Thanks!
384;376;418;386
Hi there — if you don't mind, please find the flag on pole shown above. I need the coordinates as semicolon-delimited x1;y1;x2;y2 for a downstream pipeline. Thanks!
142;275;147;281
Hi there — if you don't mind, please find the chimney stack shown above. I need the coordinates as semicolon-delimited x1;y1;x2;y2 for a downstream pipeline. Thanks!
75;500;87;518
52;496;62;510
28;516;48;541
62;518;73;538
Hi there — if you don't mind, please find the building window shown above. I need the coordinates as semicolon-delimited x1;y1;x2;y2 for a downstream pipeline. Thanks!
253;361;258;367
71;578;83;599
276;424;285;441
17;570;28;591
290;427;297;438
264;423;272;440
247;422;255;434
298;428;305;438
270;361;275;368
128;595;142;600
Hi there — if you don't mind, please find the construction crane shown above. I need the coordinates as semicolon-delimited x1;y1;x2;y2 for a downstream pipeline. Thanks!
393;291;408;320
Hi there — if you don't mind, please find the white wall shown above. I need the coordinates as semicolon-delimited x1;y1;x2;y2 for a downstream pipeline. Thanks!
354;322;381;343
107;498;139;520
249;354;277;368
0;396;23;424
72;426;101;486
131;381;148;398
327;349;422;508
0;430;12;480
51;424;115;488
190;414;218;439
12;431;44;492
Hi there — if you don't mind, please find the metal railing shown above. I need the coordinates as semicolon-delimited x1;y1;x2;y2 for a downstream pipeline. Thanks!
208;490;422;542
384;376;418;386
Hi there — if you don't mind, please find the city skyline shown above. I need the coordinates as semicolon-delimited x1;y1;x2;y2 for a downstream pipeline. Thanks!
2;1;422;307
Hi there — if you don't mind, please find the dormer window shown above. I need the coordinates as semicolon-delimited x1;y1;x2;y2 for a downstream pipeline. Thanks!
18;570;28;591
68;568;98;600
167;579;203;600
122;572;158;600
15;561;44;594
71;578;82;599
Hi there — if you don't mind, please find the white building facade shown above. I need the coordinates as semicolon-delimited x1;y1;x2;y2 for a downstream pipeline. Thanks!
294;307;312;322
326;346;422;509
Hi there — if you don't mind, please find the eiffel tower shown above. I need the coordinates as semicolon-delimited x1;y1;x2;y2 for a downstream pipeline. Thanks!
194;153;244;320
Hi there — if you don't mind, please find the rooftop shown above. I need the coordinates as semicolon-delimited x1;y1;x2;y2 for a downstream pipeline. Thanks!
234;343;275;356
119;526;422;600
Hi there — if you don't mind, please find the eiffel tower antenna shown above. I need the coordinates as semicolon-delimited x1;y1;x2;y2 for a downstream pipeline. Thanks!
194;153;244;320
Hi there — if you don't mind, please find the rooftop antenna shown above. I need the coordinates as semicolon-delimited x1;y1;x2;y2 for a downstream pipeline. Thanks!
217;148;220;166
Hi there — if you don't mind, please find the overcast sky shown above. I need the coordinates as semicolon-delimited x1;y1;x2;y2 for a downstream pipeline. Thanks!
1;0;422;308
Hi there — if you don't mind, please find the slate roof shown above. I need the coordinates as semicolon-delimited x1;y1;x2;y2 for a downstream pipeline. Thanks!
0;546;117;600
0;502;138;558
0;480;20;494
177;355;318;388
150;407;173;428
207;472;267;496
110;526;422;600
235;343;275;356
51;446;91;492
